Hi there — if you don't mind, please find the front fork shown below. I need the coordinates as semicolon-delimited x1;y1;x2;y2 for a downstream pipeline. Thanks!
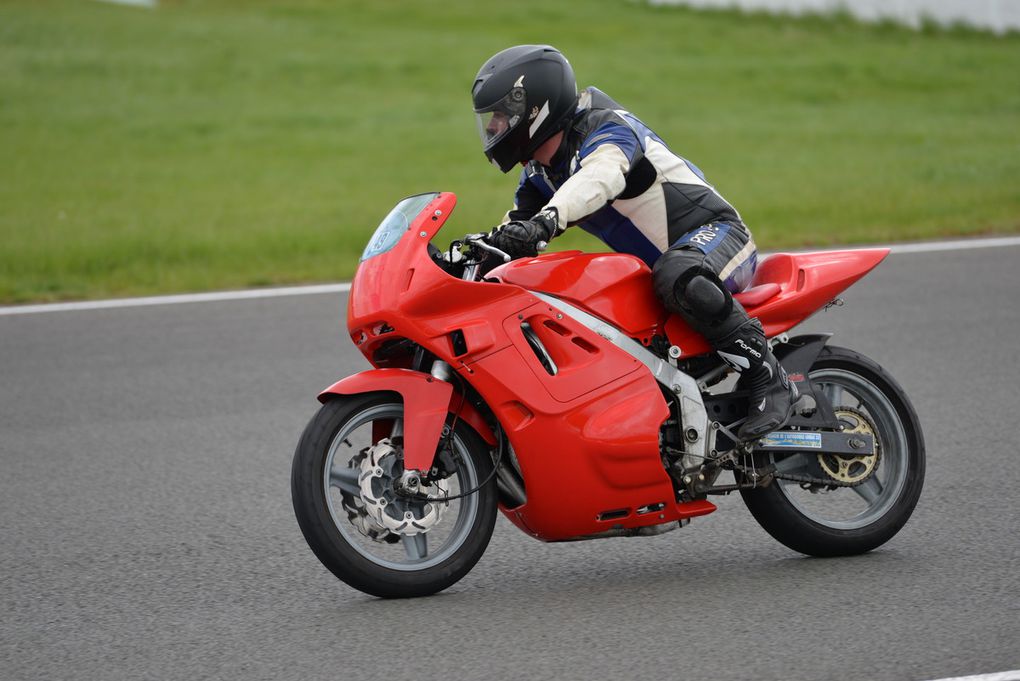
429;359;455;383
429;359;525;508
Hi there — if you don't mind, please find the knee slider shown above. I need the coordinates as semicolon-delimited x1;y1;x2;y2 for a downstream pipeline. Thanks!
652;248;704;312
679;272;732;324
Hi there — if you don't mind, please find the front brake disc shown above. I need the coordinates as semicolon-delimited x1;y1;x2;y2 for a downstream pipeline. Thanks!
358;439;450;537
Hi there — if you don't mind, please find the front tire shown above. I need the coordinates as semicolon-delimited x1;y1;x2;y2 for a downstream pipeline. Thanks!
740;345;925;557
291;393;498;598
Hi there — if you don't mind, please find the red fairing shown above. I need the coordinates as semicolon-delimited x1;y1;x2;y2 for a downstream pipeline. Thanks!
340;192;886;542
345;193;717;540
490;252;667;342
467;340;717;539
348;193;530;368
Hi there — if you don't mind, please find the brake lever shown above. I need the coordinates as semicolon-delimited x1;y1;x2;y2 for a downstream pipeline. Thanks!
466;235;512;262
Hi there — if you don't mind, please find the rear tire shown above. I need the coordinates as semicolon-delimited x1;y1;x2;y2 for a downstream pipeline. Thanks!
740;345;925;557
291;393;498;598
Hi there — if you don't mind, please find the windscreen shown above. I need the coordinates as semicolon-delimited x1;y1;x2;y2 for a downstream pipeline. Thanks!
360;193;440;262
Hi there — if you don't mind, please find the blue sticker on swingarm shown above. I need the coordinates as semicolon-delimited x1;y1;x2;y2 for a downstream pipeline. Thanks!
760;432;823;449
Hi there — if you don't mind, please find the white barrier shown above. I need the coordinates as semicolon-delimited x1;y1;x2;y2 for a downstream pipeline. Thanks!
91;0;158;7
650;0;1020;33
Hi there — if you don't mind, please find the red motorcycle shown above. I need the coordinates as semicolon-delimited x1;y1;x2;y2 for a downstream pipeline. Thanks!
291;192;925;598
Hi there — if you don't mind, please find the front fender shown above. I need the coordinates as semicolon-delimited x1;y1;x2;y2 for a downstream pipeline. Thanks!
318;368;495;472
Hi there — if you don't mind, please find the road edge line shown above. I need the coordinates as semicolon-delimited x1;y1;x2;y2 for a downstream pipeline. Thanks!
3;235;1020;316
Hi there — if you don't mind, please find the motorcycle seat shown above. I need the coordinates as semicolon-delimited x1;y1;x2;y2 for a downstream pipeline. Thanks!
733;282;781;309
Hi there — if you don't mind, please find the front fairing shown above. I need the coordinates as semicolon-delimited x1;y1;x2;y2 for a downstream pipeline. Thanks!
346;192;701;541
347;192;531;368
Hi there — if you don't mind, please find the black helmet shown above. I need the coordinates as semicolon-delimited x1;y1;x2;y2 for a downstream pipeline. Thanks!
471;45;578;173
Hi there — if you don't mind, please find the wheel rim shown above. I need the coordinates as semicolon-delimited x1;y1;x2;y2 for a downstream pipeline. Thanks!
774;368;911;530
322;404;480;571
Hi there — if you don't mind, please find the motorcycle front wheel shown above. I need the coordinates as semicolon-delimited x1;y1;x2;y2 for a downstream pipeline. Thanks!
291;393;497;598
740;345;925;557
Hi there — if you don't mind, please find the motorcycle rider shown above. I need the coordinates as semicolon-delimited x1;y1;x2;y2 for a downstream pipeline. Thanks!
472;44;797;441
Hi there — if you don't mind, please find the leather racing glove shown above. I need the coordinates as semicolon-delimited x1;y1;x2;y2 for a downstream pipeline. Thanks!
487;208;559;259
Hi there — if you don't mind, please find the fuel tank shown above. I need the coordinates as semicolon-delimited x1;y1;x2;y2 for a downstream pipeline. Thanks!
489;251;668;343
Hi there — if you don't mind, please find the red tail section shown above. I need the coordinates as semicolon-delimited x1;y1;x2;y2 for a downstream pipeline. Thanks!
665;249;890;355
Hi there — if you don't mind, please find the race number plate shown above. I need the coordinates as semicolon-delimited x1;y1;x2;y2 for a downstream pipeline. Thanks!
760;432;823;449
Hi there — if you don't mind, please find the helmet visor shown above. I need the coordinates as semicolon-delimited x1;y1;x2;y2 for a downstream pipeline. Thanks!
474;87;527;152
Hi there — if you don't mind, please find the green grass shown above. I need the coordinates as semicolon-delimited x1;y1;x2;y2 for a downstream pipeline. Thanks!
1;0;1018;303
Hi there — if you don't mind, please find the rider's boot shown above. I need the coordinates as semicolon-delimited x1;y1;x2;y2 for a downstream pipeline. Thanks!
714;317;799;441
651;265;798;442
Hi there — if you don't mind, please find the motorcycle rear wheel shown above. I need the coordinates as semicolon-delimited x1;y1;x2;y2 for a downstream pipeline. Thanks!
291;393;497;598
740;345;925;557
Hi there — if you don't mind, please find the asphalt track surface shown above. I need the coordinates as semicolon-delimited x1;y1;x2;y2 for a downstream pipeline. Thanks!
3;244;1019;681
